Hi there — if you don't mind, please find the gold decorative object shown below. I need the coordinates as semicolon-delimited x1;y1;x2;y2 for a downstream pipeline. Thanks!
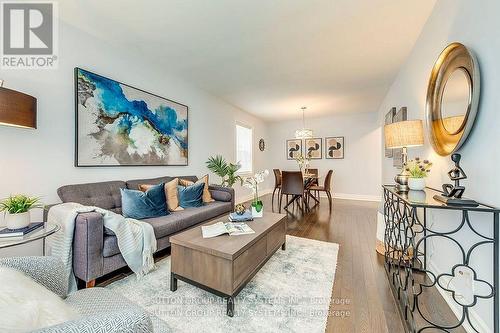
425;42;480;156
235;204;246;215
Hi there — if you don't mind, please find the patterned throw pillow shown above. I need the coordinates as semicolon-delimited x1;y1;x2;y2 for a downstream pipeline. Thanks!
139;178;183;212
179;175;214;203
121;183;168;219
177;182;205;208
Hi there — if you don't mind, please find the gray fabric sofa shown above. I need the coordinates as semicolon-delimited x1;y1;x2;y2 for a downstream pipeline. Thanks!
0;256;154;332
45;175;234;287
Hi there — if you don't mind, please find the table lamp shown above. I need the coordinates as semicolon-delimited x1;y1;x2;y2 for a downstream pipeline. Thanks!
384;120;424;192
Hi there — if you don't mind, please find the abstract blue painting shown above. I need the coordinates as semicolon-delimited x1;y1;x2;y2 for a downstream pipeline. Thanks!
75;68;188;166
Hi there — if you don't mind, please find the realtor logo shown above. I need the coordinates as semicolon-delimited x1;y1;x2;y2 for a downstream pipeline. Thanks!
1;1;58;69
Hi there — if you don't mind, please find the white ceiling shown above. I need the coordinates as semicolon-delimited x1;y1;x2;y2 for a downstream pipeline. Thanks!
59;0;436;121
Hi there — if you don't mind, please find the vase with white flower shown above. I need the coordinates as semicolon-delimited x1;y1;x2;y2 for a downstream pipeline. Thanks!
243;170;269;218
406;157;432;191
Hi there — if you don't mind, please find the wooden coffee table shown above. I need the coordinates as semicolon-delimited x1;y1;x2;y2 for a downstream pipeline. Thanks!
169;212;287;317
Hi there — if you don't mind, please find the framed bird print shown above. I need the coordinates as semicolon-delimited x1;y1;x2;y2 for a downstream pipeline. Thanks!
304;138;322;159
325;136;344;159
384;107;396;158
286;139;303;160
392;107;407;168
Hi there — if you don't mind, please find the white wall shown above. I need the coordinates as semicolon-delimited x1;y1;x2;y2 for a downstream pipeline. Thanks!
268;112;381;200
0;22;270;254
377;0;500;331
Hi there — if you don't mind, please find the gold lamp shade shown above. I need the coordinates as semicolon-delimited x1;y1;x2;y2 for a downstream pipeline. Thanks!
0;87;37;129
384;120;424;149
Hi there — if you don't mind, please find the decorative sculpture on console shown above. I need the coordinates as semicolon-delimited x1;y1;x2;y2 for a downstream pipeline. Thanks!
434;153;478;206
443;153;467;198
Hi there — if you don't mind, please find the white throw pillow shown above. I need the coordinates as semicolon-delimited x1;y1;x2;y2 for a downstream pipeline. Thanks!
0;267;79;332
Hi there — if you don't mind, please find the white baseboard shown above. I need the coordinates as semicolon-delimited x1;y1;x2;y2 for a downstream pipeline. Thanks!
296;191;381;202
237;189;380;203
427;261;491;333
331;192;381;202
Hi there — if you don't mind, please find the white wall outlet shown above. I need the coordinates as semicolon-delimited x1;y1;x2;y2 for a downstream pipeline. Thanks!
452;267;474;305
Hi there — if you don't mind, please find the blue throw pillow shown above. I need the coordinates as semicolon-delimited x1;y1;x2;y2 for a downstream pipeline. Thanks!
121;183;169;219
178;182;205;208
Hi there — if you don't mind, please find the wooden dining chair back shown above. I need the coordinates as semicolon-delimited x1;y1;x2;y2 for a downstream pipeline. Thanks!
307;168;319;186
272;169;282;207
273;169;282;186
281;171;304;195
279;171;305;212
324;169;333;191
305;168;319;201
308;169;334;209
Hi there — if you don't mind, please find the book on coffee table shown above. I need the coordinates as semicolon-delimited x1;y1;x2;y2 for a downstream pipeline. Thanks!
228;211;253;222
0;222;44;238
201;222;255;238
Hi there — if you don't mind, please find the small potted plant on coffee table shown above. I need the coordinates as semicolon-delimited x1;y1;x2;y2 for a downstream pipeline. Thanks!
406;158;432;191
0;195;42;229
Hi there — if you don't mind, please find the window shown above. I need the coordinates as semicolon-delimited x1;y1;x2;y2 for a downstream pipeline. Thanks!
236;124;253;174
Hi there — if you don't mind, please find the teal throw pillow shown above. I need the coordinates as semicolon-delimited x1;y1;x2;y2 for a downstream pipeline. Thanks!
121;183;169;219
178;182;205;208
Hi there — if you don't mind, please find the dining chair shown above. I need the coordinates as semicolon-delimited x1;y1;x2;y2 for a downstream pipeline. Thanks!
272;169;282;208
308;170;333;209
307;168;319;185
279;171;306;212
306;168;319;200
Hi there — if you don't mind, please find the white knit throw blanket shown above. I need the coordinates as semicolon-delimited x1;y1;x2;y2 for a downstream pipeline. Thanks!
46;203;157;293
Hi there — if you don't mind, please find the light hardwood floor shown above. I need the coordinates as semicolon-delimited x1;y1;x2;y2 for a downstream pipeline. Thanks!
98;191;470;332
99;194;404;332
266;194;404;333
99;193;467;332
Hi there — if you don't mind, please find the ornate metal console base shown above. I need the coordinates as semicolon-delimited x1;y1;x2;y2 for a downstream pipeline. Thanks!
383;185;499;333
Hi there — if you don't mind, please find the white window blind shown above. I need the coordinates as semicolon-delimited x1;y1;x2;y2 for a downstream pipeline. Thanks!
236;124;253;174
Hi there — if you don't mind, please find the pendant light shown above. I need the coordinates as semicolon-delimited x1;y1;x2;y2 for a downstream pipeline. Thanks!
295;106;313;139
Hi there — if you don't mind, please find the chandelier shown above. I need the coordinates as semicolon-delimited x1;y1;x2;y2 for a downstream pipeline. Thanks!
295;106;313;139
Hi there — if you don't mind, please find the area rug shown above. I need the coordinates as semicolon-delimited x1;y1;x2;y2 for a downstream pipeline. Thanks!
106;235;339;333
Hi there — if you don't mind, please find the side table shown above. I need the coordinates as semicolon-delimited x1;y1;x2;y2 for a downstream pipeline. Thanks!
0;223;60;255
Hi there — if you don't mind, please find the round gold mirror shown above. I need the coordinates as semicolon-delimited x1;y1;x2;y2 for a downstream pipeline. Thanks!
425;43;480;156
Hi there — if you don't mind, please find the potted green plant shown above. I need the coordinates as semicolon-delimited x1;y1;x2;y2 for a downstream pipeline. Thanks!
406;158;432;191
0;195;42;229
206;155;244;187
243;170;269;218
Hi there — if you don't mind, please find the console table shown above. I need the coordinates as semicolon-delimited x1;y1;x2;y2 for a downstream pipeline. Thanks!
382;185;499;332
